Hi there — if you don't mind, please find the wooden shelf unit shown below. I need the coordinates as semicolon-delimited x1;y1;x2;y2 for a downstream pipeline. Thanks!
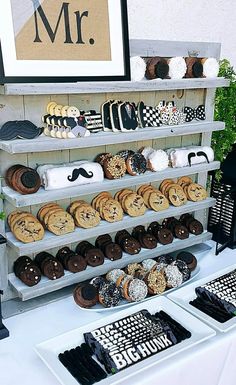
0;38;228;311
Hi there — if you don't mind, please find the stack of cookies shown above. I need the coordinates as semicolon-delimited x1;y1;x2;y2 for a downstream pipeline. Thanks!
67;200;100;228
137;184;169;212
37;203;75;235
8;211;44;243
13;256;41;286
56;246;87;273
114;188;146;217
160;176;207;206
35;251;64;280
91;192;123;222
5;164;41;195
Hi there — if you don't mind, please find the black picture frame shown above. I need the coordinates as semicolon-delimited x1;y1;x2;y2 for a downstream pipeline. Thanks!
0;0;130;84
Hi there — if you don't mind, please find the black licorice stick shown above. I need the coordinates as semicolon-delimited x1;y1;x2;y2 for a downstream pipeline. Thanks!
75;346;107;381
69;349;97;384
58;353;91;385
154;314;183;343
64;350;96;385
190;298;233;323
80;344;107;379
158;311;191;340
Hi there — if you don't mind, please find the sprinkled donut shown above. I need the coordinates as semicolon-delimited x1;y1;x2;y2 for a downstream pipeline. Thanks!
164;265;183;288
98;282;122;307
103;155;126;179
126;153;147;176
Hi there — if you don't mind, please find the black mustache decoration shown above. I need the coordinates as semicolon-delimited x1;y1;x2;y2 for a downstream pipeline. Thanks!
0;120;43;140
68;168;94;182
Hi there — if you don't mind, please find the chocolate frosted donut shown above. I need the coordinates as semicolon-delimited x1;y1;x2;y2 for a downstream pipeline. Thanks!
145;57;169;79
176;251;197;271
98;282;121;307
185;57;203;78
73;284;98;308
126;153;147;176
103;155;126;179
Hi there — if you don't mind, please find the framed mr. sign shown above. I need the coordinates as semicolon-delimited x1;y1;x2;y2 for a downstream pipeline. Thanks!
0;0;130;83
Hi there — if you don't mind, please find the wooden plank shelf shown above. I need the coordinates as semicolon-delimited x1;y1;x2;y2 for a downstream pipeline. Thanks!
0;78;229;95
8;231;212;301
6;198;216;256
3;161;220;208
0;121;225;154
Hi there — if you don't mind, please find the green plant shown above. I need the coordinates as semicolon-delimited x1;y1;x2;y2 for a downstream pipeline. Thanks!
212;59;236;164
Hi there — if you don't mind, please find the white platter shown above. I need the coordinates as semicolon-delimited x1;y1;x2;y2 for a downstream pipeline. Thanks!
35;296;216;385
168;263;236;332
77;266;201;313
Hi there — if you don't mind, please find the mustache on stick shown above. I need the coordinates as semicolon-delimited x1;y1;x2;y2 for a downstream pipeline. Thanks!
67;168;94;182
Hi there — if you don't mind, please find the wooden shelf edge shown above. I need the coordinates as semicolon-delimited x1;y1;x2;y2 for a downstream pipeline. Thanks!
0;121;225;154
3;161;221;208
0;78;229;95
8;231;212;301
5;198;216;256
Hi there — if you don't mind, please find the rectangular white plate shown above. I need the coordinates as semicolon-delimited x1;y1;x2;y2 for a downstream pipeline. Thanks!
168;263;236;332
35;296;215;385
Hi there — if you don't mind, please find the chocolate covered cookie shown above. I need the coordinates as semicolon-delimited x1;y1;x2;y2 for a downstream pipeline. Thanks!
73;284;98;308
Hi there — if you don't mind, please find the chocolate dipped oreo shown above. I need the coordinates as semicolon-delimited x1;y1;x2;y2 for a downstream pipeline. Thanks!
73;284;98;308
176;251;197;271
76;241;104;267
120;236;141;255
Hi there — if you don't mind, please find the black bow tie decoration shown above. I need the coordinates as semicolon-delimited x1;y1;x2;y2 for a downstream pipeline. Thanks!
183;105;206;122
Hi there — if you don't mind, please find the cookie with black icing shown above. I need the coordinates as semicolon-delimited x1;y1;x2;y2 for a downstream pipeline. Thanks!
145;57;169;79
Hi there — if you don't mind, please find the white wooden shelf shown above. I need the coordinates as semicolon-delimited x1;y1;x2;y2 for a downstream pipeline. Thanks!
6;198;215;256
3;161;220;208
0;121;225;154
0;78;229;95
8;231;212;301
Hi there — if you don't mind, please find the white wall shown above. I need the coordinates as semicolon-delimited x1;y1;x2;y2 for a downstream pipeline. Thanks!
128;0;236;68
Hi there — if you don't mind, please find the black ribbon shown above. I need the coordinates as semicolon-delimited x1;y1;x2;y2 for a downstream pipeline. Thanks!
67;168;94;182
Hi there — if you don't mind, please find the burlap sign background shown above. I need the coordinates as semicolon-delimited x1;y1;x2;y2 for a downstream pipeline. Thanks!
11;0;111;61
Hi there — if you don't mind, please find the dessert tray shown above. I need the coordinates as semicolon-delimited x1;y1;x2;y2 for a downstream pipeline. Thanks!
77;265;200;313
35;296;215;385
168;263;236;332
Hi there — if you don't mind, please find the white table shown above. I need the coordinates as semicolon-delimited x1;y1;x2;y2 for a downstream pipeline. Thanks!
1;241;236;385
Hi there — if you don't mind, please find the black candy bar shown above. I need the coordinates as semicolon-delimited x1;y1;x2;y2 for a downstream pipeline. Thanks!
190;297;234;323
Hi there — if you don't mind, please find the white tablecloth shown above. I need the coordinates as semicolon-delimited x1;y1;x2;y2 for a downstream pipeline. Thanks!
1;241;236;385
